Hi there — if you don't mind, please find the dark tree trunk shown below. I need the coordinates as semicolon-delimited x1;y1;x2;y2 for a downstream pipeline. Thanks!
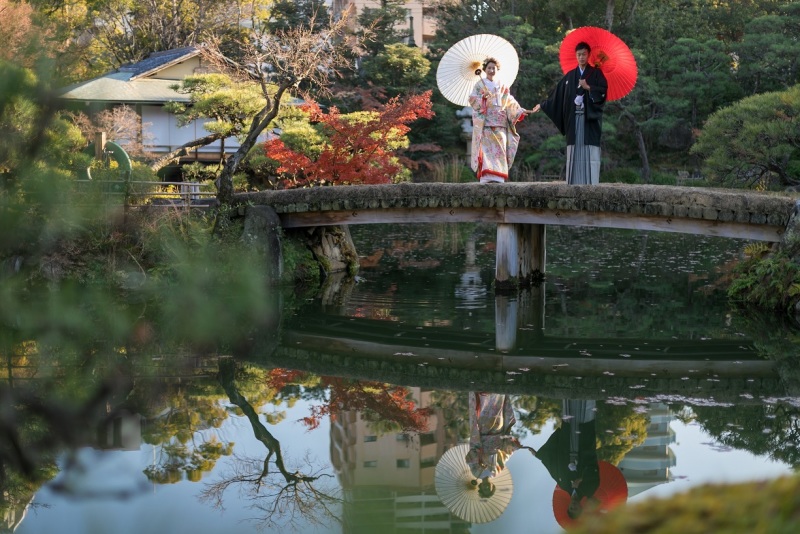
605;0;615;30
217;357;320;484
635;128;651;183
622;110;651;183
149;133;224;173
216;83;290;205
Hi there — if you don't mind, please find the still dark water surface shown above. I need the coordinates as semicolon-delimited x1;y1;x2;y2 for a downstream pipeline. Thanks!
11;223;800;534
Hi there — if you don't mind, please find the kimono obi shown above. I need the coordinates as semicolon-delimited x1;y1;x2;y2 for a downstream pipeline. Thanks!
483;107;509;128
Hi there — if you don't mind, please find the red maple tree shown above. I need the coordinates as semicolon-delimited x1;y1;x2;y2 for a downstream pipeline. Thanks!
264;91;434;188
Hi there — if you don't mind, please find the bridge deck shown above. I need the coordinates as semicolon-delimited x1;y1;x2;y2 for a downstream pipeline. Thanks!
236;182;795;242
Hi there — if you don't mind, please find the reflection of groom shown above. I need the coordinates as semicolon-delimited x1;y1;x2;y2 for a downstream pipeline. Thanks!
532;400;600;519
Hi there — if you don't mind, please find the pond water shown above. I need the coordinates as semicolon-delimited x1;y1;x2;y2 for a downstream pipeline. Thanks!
5;223;800;533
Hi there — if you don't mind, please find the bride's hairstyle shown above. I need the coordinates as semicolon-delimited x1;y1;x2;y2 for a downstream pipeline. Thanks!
483;57;501;70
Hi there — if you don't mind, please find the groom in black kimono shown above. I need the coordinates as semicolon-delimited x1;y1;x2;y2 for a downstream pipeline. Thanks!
533;42;608;184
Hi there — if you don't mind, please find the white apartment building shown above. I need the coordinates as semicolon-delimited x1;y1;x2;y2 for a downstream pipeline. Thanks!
331;0;439;50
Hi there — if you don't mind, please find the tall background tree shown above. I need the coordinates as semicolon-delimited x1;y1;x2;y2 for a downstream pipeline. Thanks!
0;0;45;68
356;0;409;56
736;3;800;95
361;42;431;94
266;0;329;33
27;0;271;81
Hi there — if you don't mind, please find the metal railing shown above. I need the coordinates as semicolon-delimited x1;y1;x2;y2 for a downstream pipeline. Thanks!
74;179;217;208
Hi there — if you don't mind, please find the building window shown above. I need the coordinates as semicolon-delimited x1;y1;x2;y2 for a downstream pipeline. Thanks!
364;435;377;442
363;460;378;468
396;459;411;468
420;432;436;446
421;457;436;468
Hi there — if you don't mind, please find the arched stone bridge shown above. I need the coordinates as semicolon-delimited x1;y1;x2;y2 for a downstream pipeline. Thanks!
236;182;798;286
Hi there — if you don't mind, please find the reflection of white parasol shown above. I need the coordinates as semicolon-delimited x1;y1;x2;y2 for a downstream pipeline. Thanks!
434;443;514;524
436;34;520;107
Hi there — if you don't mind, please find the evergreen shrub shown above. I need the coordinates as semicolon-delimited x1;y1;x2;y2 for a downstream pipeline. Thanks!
728;251;800;313
602;168;639;184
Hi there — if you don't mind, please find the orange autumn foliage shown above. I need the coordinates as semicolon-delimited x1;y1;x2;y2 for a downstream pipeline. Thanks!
0;0;41;67
266;369;431;433
264;91;434;188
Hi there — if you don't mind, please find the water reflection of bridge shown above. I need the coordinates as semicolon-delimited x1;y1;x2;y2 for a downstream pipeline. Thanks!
260;312;786;403
238;182;794;287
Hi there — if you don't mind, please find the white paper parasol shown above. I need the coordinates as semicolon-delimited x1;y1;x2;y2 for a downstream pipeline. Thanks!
436;34;520;107
434;443;514;524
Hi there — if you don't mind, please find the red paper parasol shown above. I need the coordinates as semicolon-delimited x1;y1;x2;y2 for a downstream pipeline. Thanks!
552;461;628;528
559;26;637;101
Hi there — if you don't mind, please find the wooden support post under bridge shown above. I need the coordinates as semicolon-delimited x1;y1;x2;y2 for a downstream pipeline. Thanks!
495;284;546;351
495;294;517;352
495;223;546;290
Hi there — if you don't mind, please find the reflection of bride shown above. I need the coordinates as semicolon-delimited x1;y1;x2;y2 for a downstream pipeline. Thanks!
466;392;523;497
455;269;486;304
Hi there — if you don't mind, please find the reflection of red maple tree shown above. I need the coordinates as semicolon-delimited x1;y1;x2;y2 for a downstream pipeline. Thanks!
264;91;434;188
267;368;307;391
266;369;431;433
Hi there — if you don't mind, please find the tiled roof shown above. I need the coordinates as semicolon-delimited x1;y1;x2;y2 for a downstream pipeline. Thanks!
57;46;203;103
58;72;190;103
119;46;202;79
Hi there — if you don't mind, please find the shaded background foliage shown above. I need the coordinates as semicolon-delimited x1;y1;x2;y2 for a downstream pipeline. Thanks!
3;0;799;188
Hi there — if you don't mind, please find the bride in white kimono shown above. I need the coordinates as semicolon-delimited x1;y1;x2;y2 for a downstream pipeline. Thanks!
468;57;531;183
465;391;524;497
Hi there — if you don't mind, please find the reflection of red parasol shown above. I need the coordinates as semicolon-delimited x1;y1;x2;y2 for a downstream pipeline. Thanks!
552;461;628;528
559;26;637;101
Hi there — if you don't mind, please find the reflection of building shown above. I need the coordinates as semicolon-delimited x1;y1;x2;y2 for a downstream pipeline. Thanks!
455;238;487;309
2;495;33;533
618;403;676;497
331;1;438;51
330;387;469;532
96;411;143;451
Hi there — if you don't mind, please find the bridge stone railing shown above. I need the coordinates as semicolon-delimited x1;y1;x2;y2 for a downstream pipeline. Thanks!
237;182;795;230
